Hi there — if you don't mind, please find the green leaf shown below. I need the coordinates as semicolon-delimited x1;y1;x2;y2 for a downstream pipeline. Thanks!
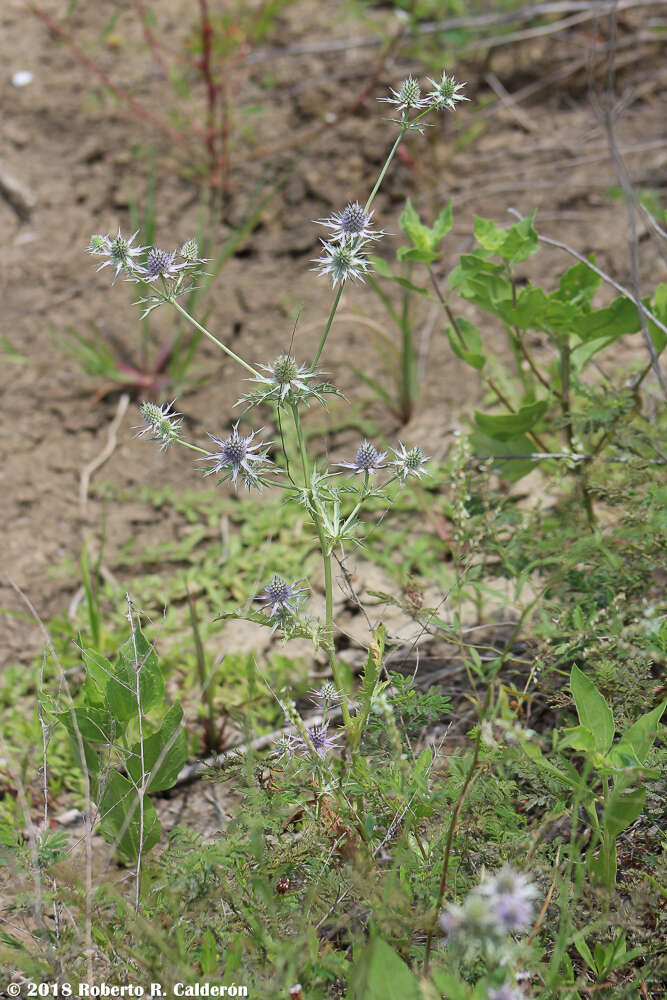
446;318;486;370
399;199;433;252
97;771;161;861
573;934;596;972
108;628;165;722
429;969;470;1000
648;283;667;354
351;626;386;749
474;400;548;442
474;214;538;263
398;198;453;259
570;664;614;755
199;929;218;975
576;297;640;341
126;704;188;792
556;257;601;305
560;725;595;753
396;246;441;264
571;335;618;371
350;937;420;1000
468;430;538;482
603;785;646;839
609;699;666;767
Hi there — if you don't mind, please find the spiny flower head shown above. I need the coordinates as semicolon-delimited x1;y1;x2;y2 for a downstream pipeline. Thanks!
134;400;182;451
379;75;427;114
479;866;538;932
390;442;430;481
257;574;306;618
179;238;209;264
337;440;386;475
88;228;147;282
487;986;524;1000
204;422;272;490
241;355;332;409
317;202;382;244
309;682;343;710
145;247;188;282
427;70;470;112
312;239;371;286
295;722;342;759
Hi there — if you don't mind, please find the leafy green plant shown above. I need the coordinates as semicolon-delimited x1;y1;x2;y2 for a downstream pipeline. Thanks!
58;619;188;863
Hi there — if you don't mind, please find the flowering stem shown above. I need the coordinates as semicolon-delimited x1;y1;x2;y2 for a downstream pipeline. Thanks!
310;284;344;370
424;685;491;972
365;126;406;214
289;402;355;747
178;439;211;456
171;300;260;377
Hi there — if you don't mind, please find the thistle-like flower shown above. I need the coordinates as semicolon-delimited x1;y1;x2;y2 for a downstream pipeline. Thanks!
379;75;427;114
179;238;209;265
245;354;327;407
295;722;342;759
317;202;382;244
312;239;371;286
257;574;306;618
271;733;299;762
478;867;539;933
427;70;470;112
487;986;524;1000
337;440;387;476
144;247;189;283
204;422;273;490
309;681;343;710
88;228;147;282
389;442;430;481
134;400;182;452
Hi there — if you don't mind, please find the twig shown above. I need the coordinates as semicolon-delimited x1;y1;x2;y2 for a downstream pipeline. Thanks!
507;209;667;350
589;4;667;400
79;393;130;514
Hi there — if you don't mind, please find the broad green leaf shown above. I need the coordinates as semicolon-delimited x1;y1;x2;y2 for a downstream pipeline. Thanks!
474;214;538;263
199;930;218;975
399;199;433;252
474;216;507;252
576;297;639;341
59;705;113;746
648;283;667;354
126;704;188;792
609;699;666;767
571;335;618;371
556;257;601;305
570;664;614;755
560;725;595;753
108;628;165;721
396;246;441;264
429;969;470;1000
468;430;537;482
370;255;394;279
474;400;548;442
81;648;113;705
446;317;486;370
432;201;454;242
97;771;161;861
350;936;420;1000
602;785;646;838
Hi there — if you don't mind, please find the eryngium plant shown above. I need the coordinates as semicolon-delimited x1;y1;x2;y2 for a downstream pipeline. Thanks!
87;70;467;770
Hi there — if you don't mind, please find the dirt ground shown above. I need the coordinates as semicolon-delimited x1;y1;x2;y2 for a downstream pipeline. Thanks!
2;0;666;670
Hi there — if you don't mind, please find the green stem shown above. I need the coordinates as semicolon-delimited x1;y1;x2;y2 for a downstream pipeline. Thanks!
365;126;406;213
310;284;344;370
288;403;355;745
171;300;259;377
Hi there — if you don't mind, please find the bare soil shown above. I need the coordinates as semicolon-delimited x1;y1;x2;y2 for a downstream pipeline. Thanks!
2;0;666;672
